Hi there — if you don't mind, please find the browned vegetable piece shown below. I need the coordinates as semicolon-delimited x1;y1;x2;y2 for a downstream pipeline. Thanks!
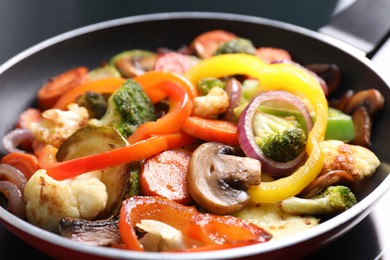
343;89;385;117
351;106;372;147
329;89;355;111
305;63;341;95
56;125;132;219
114;55;157;78
300;170;355;198
341;89;384;147
59;215;120;246
187;142;261;215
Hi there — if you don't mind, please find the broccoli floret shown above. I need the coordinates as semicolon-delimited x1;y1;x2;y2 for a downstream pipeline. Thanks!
253;112;306;162
279;186;358;216
76;91;108;119
197;77;226;96
89;79;156;138
213;38;256;56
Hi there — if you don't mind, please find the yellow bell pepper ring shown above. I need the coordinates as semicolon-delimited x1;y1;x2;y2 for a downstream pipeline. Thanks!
185;54;328;203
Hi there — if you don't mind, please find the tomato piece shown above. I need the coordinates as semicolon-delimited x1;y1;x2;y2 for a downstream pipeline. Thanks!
190;30;237;59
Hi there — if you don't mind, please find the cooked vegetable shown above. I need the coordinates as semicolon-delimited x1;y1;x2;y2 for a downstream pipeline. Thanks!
25;124;137;232
0;152;39;180
196;77;225;96
325;107;355;142
190;30;237;59
181;116;239;146
75;91;108;119
222;77;242;122
193;86;229;118
233;202;319;240
89;79;156;138
28;103;89;148
300;170;355;198
126;73;194;144
59;215;120;246
119;196;271;252
214;38;256;56
305;63;341;95
255;47;292;64
185;54;328;203
187;142;261;214
41;72;194;179
320;140;380;181
54;78;126;110
255;105;355;142
56;124;137;218
16;108;42;129
238;90;313;176
2;128;35;154
0;164;27;195
109;49;156;78
37;67;88;110
24;169;108;232
253;111;307;163
41;132;194;180
279;185;357;215
140;148;193;205
154;52;198;74
87;64;121;81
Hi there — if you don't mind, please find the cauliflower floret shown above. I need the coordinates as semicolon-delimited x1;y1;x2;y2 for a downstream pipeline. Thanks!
320;140;380;180
29;103;89;148
193;87;229;118
24;169;108;233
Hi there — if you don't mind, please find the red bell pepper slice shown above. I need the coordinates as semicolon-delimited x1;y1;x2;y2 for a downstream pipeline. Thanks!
119;196;272;252
41;132;194;180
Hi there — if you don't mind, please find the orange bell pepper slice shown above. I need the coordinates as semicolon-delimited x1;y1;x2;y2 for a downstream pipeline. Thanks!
126;81;192;144
41;72;195;180
54;71;197;110
119;196;272;252
53;77;126;110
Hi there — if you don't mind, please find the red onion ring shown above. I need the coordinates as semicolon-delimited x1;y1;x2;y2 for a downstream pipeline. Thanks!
0;164;27;192
237;90;313;176
2;128;34;153
223;78;242;122
0;181;26;219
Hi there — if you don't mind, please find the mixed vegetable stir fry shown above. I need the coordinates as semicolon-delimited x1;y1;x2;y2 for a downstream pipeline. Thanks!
0;30;384;252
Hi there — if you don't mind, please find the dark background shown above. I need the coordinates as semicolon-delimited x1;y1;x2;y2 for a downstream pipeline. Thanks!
0;0;340;64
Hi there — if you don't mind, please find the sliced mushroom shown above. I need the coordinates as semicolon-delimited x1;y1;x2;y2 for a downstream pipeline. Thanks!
299;170;355;198
351;106;372;148
305;63;341;95
343;89;384;117
59;215;120;246
187;142;261;215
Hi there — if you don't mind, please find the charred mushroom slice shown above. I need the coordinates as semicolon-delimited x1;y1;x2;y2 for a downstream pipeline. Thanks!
59;215;120;246
187;142;261;215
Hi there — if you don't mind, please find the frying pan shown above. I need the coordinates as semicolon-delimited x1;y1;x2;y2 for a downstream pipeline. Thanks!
0;12;390;260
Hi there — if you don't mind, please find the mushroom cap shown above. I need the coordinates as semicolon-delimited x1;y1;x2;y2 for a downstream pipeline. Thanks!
187;142;261;215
